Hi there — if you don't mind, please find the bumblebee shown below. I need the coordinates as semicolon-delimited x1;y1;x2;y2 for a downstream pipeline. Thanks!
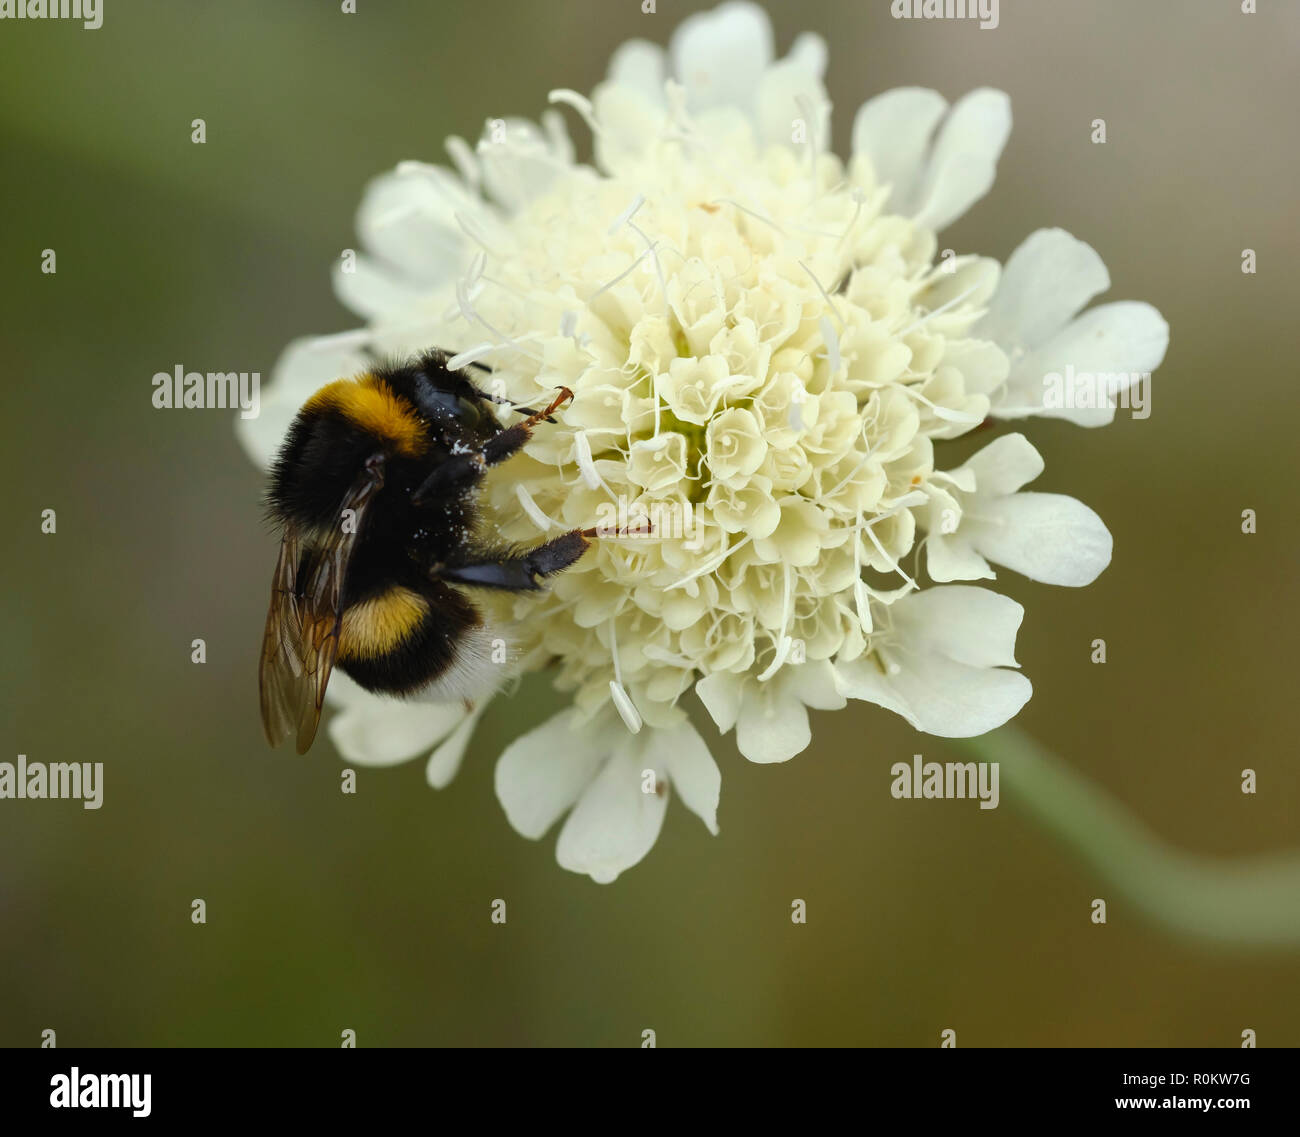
259;349;592;753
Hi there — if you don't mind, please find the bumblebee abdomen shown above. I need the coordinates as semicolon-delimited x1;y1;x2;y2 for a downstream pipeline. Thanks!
336;581;482;698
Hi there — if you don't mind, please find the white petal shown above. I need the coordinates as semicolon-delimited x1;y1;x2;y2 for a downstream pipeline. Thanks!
851;86;948;210
911;89;1012;231
840;650;1032;738
425;703;487;789
963;432;1044;496
329;697;467;768
669;0;773;114
656;724;721;835
782;659;847;712
555;744;668;883
926;532;995;583
756;58;830;150
978;228;1110;350
890;586;1024;669
607;38;668;105
695;671;743;733
995;301;1170;426
735;686;810;763
494;709;611;839
354;167;476;288
966;493;1112;586
478;117;574;213
783;32;827;79
331;253;428;320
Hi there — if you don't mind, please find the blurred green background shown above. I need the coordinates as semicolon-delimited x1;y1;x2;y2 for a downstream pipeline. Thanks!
3;0;1298;1047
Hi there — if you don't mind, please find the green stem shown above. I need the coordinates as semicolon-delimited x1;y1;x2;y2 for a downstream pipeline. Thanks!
960;725;1300;948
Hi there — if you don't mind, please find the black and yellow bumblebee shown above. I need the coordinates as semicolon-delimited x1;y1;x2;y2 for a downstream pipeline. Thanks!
259;349;593;754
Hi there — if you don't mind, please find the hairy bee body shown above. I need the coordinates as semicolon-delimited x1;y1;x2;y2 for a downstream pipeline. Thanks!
259;350;588;752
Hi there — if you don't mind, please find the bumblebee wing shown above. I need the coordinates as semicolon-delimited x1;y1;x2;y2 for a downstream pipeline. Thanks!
259;526;307;749
259;463;384;753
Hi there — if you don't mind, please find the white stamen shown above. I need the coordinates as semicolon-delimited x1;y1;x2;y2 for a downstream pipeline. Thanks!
756;563;797;682
819;315;841;376
799;259;845;329
899;384;983;424
446;343;498;370
607;618;642;734
547;89;603;136
854;579;873;635
514;484;557;532
861;521;916;589
608;194;646;235
712;197;787;236
609;681;643;734
589;241;659;301
899;281;981;336
573;431;605;491
665;535;752;591
836;187;866;252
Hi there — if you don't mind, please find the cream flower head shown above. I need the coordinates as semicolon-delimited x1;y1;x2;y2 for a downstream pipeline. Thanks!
240;1;1168;883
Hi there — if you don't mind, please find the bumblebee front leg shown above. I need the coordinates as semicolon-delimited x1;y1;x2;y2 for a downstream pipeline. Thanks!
409;387;574;507
436;529;592;592
481;387;573;466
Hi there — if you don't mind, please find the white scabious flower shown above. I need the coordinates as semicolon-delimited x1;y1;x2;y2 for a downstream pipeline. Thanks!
239;1;1168;882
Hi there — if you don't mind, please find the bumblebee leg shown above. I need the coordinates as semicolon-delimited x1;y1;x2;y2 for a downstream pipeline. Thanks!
437;529;591;592
409;453;485;505
481;387;573;466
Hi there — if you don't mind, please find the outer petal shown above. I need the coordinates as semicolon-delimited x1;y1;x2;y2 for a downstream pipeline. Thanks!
995;301;1170;426
910;89;1012;232
329;696;468;768
735;684;810;763
425;703;487;789
961;432;1044;496
783;32;828;80
838;650;1032;738
669;0;773;114
965;493;1113;586
926;532;995;582
695;671;743;733
656;723;722;835
495;709;611;839
331;253;429;320
978;228;1109;349
353;167;478;289
477;116;575;213
852;87;949;210
756;58;830;150
889;586;1024;669
606;38;668;105
781;659;848;711
555;742;668;883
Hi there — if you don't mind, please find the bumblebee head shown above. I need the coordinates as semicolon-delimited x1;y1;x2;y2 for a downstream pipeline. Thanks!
267;374;420;530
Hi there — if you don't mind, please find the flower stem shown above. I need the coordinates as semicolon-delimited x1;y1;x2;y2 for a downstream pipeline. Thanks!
960;725;1300;947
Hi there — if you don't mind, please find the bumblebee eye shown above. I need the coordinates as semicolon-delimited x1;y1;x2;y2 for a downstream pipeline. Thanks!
455;396;483;426
420;390;483;426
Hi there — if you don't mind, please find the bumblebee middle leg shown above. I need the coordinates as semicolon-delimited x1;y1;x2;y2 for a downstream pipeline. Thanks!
436;529;592;592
